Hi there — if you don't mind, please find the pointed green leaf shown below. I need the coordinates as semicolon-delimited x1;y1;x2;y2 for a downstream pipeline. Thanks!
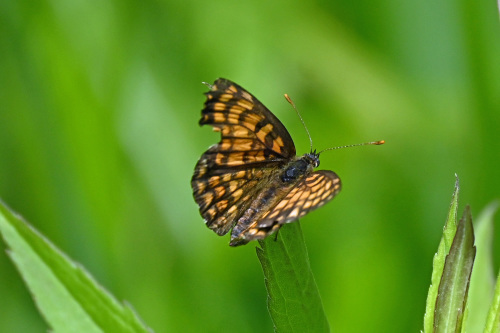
423;176;460;332
434;206;476;333
484;270;500;333
479;200;500;333
0;201;152;333
256;222;329;333
466;201;498;332
484;268;500;333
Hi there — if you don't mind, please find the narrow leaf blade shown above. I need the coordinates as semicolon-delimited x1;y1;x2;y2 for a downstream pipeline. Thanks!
256;222;329;333
0;201;152;333
423;176;460;332
434;206;476;333
465;201;498;332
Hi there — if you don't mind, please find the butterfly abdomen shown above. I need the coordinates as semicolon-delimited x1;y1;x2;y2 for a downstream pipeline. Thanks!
230;175;299;244
229;157;317;245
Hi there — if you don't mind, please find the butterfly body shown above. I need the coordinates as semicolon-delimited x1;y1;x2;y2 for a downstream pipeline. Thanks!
192;79;341;246
229;153;319;246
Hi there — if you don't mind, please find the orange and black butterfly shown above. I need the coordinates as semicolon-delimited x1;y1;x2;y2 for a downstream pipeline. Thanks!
191;78;380;246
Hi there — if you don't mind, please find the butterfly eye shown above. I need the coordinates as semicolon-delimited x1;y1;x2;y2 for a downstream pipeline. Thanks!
305;153;320;168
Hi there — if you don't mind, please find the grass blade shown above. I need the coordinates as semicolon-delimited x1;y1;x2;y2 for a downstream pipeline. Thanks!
423;176;460;332
0;200;152;333
433;206;476;333
484;271;500;333
465;201;498;332
256;222;329;333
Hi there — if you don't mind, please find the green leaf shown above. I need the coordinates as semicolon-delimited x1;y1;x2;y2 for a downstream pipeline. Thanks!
478;200;500;333
466;201;498;332
423;176;461;332
0;200;152;333
256;222;329;333
434;205;476;333
484;271;500;333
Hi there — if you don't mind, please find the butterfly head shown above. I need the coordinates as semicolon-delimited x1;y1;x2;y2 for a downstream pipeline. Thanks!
304;149;321;168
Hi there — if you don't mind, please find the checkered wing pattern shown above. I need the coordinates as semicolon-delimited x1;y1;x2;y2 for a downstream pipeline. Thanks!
200;78;296;163
260;171;341;225
238;171;341;241
192;78;297;235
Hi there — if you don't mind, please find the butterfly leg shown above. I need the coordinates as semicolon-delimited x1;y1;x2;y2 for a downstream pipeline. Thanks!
273;229;280;242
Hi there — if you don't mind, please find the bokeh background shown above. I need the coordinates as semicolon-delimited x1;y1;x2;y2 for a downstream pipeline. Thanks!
1;0;499;332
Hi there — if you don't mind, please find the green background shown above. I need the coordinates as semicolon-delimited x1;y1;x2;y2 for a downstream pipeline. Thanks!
1;0;499;332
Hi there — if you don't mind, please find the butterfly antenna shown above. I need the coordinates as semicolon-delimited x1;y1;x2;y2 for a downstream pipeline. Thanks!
319;140;385;154
284;94;313;152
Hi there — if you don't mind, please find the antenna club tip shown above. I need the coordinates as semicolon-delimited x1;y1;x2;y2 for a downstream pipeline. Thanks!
374;140;385;145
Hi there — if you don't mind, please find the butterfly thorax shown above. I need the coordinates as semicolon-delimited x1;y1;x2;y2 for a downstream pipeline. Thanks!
281;152;319;183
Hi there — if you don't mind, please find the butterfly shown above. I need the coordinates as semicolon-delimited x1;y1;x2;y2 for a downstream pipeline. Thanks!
192;78;354;246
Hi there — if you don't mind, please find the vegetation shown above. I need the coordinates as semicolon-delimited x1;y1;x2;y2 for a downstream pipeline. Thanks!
1;0;499;331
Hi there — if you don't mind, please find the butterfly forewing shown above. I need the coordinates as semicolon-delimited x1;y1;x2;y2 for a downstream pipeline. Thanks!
192;79;298;235
201;79;296;160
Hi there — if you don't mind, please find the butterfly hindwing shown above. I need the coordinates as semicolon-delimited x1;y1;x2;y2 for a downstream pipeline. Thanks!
192;161;270;236
261;170;341;225
230;170;341;244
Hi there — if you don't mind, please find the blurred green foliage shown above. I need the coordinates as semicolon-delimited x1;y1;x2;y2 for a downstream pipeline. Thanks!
0;0;499;332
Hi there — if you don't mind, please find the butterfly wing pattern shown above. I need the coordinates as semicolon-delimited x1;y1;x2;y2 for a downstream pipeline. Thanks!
191;78;341;246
